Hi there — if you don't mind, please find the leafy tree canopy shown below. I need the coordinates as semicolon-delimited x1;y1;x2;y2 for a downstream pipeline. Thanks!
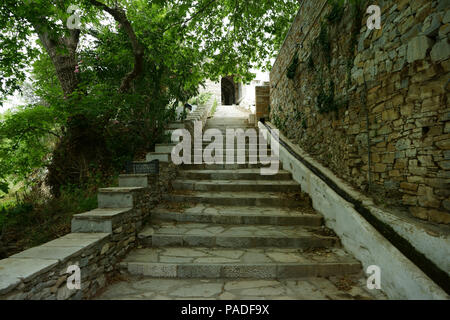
0;0;300;195
1;0;299;99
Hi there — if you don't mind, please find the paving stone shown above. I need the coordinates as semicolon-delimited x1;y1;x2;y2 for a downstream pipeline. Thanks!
224;280;280;291
222;265;277;279
169;283;223;298
0;258;59;283
240;286;286;296
11;245;85;262
177;265;221;278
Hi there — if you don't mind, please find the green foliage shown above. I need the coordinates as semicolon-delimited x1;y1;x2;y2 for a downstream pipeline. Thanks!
211;98;218;116
302;118;307;129
326;0;346;24
317;79;348;114
272;109;288;132
306;0;364;115
0;173;114;256
286;54;299;80
318;24;331;66
293;109;303;122
0;0;301;194
0;105;58;192
317;79;336;114
189;92;213;106
307;54;315;71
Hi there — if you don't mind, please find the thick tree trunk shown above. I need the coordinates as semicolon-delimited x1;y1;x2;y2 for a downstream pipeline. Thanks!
34;26;80;97
50;53;79;97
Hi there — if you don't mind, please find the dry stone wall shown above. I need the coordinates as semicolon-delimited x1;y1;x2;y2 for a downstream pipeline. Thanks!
270;0;450;224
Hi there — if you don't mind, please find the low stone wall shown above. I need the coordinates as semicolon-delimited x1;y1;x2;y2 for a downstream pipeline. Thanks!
260;120;449;299
0;229;133;299
0;163;178;300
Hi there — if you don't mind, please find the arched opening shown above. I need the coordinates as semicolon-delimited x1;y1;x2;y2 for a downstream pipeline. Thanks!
221;76;236;105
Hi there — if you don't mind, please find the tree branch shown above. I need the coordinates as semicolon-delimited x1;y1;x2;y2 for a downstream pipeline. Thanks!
89;0;144;93
162;0;217;32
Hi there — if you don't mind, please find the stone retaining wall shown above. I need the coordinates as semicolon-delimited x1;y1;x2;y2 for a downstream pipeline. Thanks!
270;0;450;224
259;121;449;299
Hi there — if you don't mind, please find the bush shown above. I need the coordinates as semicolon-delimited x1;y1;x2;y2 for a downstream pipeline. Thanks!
188;92;213;106
0;173;116;258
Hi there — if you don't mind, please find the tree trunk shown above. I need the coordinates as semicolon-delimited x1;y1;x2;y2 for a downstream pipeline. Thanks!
34;27;80;97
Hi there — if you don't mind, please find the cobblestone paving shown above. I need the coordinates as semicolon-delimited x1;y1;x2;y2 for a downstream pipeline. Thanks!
97;275;387;300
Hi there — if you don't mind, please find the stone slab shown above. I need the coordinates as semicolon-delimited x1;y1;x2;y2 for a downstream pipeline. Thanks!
10;245;85;263
0;258;59;284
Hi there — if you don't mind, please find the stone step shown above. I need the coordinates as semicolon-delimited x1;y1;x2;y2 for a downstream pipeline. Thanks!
200;142;270;147
180;163;266;170
155;144;176;153
156;145;271;154
163;191;309;208
150;204;322;226
120;247;359;279
138;222;337;248
145;153;170;162
206;119;248;124
119;174;156;188
168;122;185;129
204;126;257;131
71;207;134;233
171;179;301;192
97;187;145;208
178;169;292;180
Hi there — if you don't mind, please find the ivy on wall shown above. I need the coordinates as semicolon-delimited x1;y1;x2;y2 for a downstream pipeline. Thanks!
275;0;366;136
286;54;299;80
308;0;365;114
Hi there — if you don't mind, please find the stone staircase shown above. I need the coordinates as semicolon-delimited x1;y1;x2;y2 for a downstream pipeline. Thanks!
118;113;366;285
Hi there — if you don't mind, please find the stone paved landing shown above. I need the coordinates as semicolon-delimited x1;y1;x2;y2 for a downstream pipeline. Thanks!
96;276;386;300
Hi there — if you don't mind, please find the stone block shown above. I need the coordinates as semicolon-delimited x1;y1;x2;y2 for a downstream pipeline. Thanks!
374;163;387;173
421;13;441;37
11;246;84;263
430;39;450;62
97;187;143;208
428;210;450;224
410;207;428;219
382;109;400;121
400;182;418;191
436;139;450;150
0;258;58;288
407;36;434;63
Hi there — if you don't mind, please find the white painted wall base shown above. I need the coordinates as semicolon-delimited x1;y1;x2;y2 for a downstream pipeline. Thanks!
259;121;449;300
